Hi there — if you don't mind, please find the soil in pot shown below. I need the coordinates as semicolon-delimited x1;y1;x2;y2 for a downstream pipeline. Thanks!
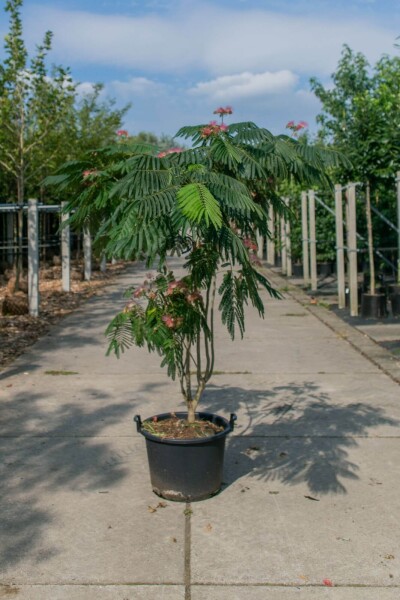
361;293;387;319
143;415;224;439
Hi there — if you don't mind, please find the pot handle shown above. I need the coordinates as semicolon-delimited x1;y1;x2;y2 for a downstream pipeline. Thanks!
134;415;142;433
229;413;237;431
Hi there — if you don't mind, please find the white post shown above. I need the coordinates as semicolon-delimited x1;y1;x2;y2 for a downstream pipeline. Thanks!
335;184;346;309
28;199;39;317
256;230;264;260
285;197;292;277
301;191;309;284
280;214;287;274
61;202;70;292
308;190;318;291
83;227;92;281
266;205;275;264
397;171;400;284
347;183;358;316
100;253;107;272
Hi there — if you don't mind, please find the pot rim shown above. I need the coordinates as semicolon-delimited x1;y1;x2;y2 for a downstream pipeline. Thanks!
134;411;237;445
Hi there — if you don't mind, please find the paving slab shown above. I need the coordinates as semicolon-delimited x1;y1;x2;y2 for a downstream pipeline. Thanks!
191;587;400;599
0;436;184;585
0;585;184;599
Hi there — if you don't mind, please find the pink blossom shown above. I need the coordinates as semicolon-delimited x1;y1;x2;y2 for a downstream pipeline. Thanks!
286;120;295;129
157;151;167;158
213;106;233;115
297;120;308;129
187;291;202;304
133;286;146;298
244;239;258;252
166;280;187;295
162;314;175;328
82;169;98;179
117;129;128;137
219;123;229;132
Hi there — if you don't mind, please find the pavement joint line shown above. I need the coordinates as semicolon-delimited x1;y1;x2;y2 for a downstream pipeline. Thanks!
2;434;400;439
184;501;192;600
191;582;400;588
265;268;400;387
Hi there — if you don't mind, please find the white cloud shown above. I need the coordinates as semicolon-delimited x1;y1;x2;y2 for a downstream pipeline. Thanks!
189;70;298;100
110;77;165;98
25;3;397;77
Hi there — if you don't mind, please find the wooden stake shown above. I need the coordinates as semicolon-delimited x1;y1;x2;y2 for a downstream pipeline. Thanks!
301;191;309;284
308;190;317;291
347;183;358;316
335;184;346;309
28;199;39;317
61;202;70;293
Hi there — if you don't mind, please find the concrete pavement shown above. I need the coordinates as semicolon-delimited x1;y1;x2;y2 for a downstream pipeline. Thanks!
1;260;400;599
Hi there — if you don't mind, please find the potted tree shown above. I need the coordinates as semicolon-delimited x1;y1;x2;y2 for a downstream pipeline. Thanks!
46;109;346;501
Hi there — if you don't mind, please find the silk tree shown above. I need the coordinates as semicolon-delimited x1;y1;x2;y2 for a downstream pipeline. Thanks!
46;109;346;422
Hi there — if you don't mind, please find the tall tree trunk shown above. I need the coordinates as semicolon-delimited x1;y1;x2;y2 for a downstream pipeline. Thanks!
365;182;375;295
15;175;24;292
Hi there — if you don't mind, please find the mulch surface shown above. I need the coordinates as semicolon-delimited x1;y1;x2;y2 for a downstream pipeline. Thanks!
0;262;129;371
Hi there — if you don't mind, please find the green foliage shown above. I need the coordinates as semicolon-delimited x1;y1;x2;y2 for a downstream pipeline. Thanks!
311;45;400;259
46;112;346;414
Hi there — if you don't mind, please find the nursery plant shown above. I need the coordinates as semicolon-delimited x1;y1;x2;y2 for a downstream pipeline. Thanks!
46;110;345;426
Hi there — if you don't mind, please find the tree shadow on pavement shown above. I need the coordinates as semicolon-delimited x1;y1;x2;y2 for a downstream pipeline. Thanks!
0;389;135;572
202;381;399;495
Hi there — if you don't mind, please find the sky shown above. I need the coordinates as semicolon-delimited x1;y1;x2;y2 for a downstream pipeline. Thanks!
1;0;399;141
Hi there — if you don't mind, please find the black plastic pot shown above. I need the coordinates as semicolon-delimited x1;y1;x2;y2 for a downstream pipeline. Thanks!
390;291;400;317
361;293;387;319
317;261;334;277
291;264;303;278
134;411;237;502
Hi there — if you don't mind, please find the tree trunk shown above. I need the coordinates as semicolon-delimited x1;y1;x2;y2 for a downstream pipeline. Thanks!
14;176;25;292
365;182;375;295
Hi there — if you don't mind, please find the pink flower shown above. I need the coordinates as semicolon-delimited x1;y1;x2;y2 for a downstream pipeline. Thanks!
323;579;334;587
117;129;128;137
286;120;295;129
162;315;183;329
162;314;175;328
219;123;229;132
133;286;146;298
166;280;187;295
243;239;258;252
168;147;183;154
213;106;233;115
297;120;308;129
187;291;202;304
82;169;98;179
157;151;167;158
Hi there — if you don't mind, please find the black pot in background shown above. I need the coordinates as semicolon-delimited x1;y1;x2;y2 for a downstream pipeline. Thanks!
345;286;363;308
134;412;237;502
292;263;303;277
317;261;333;277
388;285;400;317
361;293;387;319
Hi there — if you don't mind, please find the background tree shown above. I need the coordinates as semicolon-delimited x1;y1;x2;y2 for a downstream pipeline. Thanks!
310;45;400;276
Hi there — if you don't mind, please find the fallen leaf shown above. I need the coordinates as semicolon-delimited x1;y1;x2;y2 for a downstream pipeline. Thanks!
157;502;167;509
298;574;309;582
148;505;157;513
304;495;320;501
323;579;334;587
384;554;395;560
204;523;213;533
269;491;279;495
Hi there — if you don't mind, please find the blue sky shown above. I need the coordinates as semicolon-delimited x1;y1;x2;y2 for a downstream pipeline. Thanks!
1;0;399;140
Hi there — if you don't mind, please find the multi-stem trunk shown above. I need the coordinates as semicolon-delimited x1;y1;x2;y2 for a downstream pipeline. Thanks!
185;275;216;423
